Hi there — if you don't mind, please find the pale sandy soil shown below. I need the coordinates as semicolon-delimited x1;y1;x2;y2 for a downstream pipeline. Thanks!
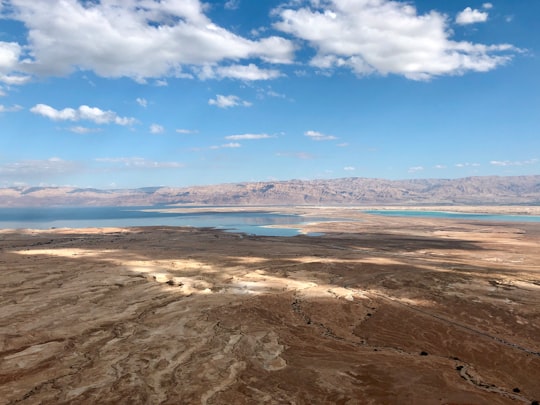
1;208;540;404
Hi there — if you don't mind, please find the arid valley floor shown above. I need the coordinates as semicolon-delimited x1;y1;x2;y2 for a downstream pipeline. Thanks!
1;207;540;404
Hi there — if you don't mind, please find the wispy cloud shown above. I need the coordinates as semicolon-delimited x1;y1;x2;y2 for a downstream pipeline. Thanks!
224;0;240;10
276;151;314;160
456;162;481;168
150;124;165;134
408;166;424;173
490;158;538;167
210;142;242;150
225;133;273;140
95;157;184;169
68;126;102;134
208;94;252;108
0;104;23;113
30;104;137;126
305;130;337;141
0;158;80;177
344;166;355;171
176;129;199;134
136;98;148;108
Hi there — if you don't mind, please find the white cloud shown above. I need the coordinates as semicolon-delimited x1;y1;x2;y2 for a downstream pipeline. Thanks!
0;41;31;85
456;7;489;25
176;128;199;134
408;166;424;173
0;157;80;177
0;41;21;71
210;142;242;149
305;130;337;141
276;151;314;160
225;133;273;140
344;166;355;171
224;0;240;11
456;162;480;168
5;0;294;81
275;0;514;80
150;124;165;134
482;3;493;10
208;94;252;108
0;104;23;113
197;63;283;81
68;126;102;134
30;104;136;126
136;98;148;108
96;157;184;169
434;164;447;169
490;159;539;167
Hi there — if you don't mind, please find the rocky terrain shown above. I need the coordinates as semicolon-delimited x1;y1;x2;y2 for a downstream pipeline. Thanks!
1;175;539;207
1;208;539;404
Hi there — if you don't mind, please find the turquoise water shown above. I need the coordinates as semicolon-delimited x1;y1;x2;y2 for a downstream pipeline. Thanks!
363;210;540;223
0;206;309;236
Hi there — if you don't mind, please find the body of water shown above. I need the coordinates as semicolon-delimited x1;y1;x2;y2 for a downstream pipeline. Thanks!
363;209;540;223
0;206;309;236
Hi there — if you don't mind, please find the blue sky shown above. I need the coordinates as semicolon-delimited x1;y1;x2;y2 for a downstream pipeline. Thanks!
0;0;538;188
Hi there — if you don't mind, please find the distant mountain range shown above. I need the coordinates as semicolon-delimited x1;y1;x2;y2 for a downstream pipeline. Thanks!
1;175;539;207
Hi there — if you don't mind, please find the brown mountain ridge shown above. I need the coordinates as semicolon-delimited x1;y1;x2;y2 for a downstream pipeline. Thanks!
1;175;539;207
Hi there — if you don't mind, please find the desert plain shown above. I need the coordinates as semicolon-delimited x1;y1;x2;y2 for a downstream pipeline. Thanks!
1;207;540;404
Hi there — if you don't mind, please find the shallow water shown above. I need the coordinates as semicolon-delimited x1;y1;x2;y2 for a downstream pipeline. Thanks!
0;206;310;236
363;209;540;222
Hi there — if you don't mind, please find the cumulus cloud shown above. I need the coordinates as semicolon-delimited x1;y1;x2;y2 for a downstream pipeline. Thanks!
274;0;515;80
0;41;31;84
482;3;493;10
305;130;337;141
4;0;294;81
225;133;273;140
456;7;489;25
30;104;137;126
208;94;252;108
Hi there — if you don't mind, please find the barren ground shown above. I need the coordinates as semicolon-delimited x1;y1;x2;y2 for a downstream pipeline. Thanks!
1;208;539;404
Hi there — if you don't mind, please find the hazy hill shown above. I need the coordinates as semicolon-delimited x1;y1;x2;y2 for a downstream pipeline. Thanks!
1;175;539;207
